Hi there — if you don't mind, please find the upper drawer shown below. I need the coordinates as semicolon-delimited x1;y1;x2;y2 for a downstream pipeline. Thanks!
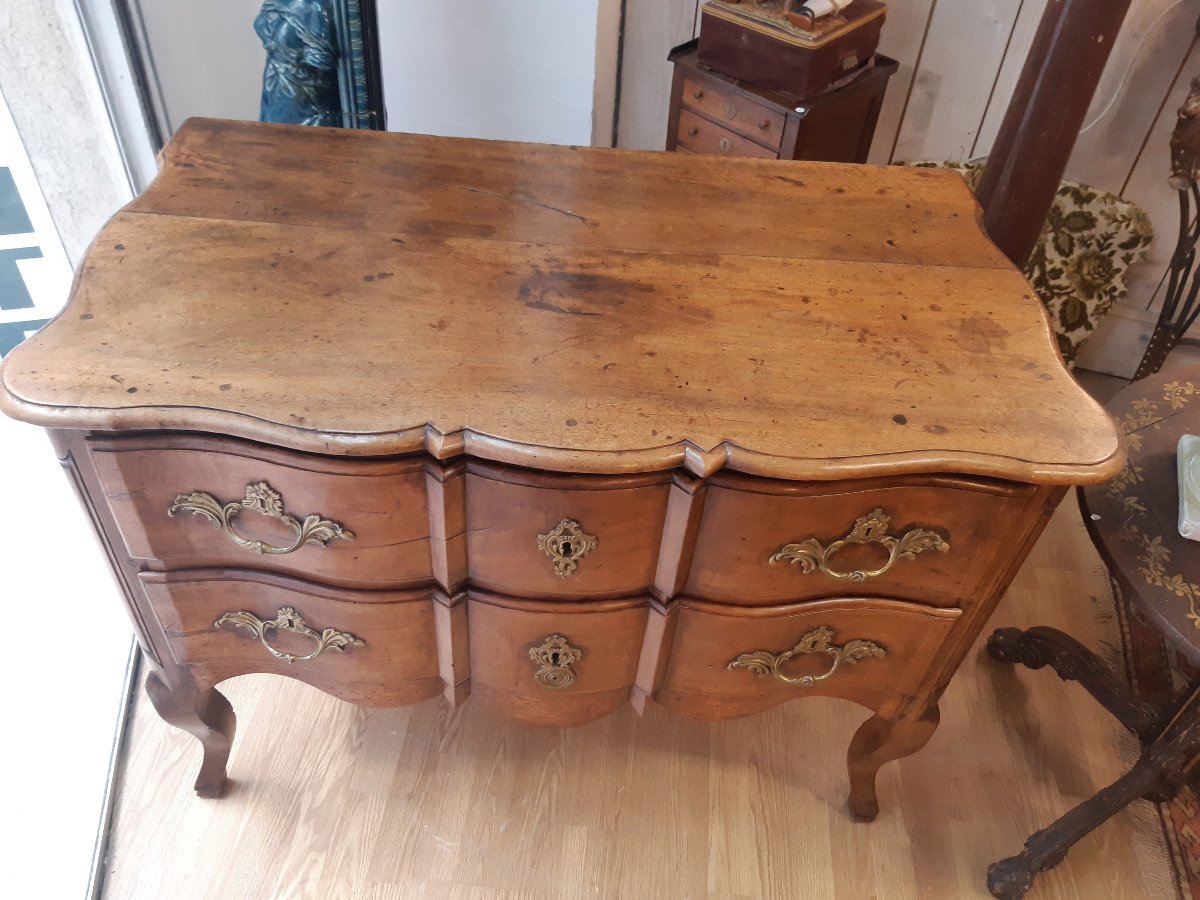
686;473;1040;607
680;73;785;150
90;433;431;588
675;109;778;160
464;462;672;599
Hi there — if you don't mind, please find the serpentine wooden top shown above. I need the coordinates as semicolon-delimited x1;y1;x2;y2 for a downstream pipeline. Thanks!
0;118;1122;482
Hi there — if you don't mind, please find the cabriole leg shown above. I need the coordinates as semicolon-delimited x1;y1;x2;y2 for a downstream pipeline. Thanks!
846;704;941;821
144;667;237;798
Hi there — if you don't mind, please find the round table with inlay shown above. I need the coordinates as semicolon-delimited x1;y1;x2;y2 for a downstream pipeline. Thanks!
986;366;1200;898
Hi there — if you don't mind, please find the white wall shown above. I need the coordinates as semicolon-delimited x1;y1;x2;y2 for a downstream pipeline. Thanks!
135;0;619;147
379;0;614;145
134;0;264;132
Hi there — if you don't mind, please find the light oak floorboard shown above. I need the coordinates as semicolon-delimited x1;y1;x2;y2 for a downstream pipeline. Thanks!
101;496;1176;899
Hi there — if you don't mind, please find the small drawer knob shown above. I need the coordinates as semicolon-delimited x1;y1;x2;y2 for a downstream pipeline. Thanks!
687;126;699;137
692;89;704;100
719;138;733;153
759;119;771;130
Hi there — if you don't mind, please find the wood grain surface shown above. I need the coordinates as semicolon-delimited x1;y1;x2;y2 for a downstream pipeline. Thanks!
141;569;442;708
685;471;1037;607
90;432;432;588
464;463;672;600
0;119;1121;484
656;596;960;721
467;593;650;727
99;496;1177;899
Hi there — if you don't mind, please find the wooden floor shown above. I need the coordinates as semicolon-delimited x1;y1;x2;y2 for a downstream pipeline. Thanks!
101;496;1178;899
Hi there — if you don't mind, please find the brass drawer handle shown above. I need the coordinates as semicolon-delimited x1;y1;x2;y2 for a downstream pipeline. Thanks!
168;481;354;555
728;626;885;686
529;634;582;688
215;606;364;664
769;508;948;581
687;126;699;137
536;518;597;576
692;88;705;100
719;137;733;153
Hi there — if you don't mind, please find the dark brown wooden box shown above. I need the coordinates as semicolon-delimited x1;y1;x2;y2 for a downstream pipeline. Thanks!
697;0;888;100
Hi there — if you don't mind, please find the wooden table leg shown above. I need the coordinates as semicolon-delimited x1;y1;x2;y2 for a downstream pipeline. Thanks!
846;704;941;821
987;627;1161;740
985;632;1200;898
144;666;237;798
987;698;1200;898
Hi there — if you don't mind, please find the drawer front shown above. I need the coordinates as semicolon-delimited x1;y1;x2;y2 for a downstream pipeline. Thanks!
141;570;443;707
676;109;778;160
680;73;785;150
464;463;671;599
91;434;431;588
468;592;649;726
656;597;959;720
686;474;1039;607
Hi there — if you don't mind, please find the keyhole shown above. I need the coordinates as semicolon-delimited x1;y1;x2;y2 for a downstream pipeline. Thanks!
551;651;561;666
560;540;573;557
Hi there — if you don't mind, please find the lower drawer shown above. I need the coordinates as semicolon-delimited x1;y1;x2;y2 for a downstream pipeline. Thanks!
655;597;959;720
140;570;443;707
676;109;777;159
468;592;649;726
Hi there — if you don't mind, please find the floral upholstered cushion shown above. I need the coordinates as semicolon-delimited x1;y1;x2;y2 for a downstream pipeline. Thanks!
906;161;1154;365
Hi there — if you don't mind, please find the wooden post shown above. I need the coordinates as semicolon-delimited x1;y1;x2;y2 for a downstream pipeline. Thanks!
974;0;1133;268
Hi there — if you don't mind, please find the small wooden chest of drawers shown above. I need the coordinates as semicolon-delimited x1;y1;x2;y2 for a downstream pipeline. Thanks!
0;120;1121;823
667;40;899;163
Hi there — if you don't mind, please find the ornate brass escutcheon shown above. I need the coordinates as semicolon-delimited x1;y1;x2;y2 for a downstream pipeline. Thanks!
529;634;583;689
728;626;885;686
214;605;364;664
536;518;598;576
769;508;948;581
168;481;354;555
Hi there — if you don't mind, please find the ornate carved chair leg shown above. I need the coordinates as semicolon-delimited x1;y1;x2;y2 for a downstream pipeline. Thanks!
846;704;941;821
145;668;237;798
987;627;1160;740
987;692;1200;899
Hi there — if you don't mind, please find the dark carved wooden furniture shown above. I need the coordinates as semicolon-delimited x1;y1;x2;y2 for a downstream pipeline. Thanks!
986;367;1200;898
0;120;1121;821
667;40;897;163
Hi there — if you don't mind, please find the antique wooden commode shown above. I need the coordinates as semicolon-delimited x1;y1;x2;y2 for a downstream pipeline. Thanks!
0;119;1122;818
